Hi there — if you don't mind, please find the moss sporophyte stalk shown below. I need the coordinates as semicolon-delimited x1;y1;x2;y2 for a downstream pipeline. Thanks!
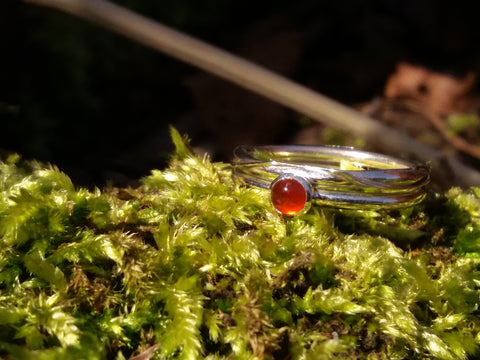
0;128;480;359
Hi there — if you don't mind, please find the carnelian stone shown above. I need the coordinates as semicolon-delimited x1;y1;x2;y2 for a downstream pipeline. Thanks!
271;177;307;216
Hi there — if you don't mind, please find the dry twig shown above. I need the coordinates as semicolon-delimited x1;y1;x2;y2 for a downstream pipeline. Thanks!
427;111;480;159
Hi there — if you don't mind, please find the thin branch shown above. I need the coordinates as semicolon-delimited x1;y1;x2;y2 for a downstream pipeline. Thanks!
25;0;480;186
427;112;480;159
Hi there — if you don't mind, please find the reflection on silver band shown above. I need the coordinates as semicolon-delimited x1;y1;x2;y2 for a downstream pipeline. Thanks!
232;145;430;210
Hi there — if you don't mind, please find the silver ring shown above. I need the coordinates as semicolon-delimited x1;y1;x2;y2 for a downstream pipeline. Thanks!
232;145;430;215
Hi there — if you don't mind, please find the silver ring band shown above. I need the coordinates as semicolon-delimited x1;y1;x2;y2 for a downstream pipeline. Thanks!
232;145;429;213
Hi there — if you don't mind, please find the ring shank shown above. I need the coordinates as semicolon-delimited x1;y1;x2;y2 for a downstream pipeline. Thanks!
232;145;429;210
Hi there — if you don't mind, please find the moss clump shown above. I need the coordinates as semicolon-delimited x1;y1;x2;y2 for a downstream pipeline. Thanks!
0;128;480;359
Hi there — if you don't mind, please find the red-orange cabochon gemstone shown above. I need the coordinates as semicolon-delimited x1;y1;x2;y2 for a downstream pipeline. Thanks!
270;177;308;216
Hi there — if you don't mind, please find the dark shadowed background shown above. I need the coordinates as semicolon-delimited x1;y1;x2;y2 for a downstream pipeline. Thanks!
1;0;480;186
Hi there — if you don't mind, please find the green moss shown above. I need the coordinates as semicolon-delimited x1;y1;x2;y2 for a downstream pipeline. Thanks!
0;128;480;359
446;114;480;136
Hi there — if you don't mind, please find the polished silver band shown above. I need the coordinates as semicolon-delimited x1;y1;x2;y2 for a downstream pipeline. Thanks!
232;145;430;210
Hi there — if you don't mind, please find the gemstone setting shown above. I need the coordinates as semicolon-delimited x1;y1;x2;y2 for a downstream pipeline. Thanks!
270;176;311;216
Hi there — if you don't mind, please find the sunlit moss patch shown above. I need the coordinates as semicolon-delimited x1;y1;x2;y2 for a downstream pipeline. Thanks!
0;129;479;359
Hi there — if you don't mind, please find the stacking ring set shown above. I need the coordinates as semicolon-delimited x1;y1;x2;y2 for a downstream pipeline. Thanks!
232;145;430;216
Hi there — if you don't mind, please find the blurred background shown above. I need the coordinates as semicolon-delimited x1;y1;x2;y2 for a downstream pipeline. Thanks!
2;0;480;187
